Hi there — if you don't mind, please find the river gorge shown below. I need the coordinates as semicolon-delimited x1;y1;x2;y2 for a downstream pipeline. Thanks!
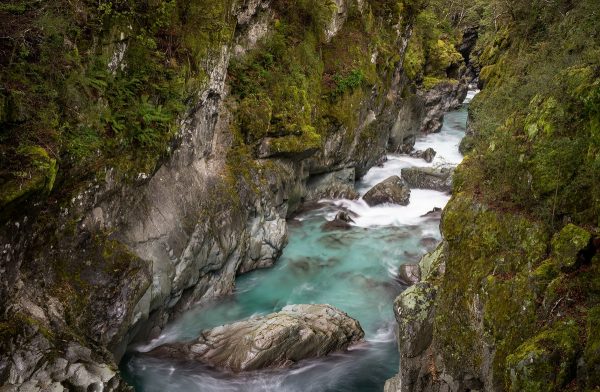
121;91;478;392
2;1;599;391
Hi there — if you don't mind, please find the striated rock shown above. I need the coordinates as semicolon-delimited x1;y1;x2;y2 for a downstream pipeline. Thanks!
363;176;411;206
410;147;437;163
401;166;454;192
148;304;364;372
397;263;421;286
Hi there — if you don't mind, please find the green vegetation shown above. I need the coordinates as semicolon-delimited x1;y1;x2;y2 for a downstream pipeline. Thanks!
0;0;235;209
401;4;464;88
431;0;600;390
227;0;426;160
455;0;600;228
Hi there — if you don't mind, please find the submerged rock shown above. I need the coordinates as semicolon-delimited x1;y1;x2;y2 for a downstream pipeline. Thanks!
322;209;356;231
363;176;411;206
421;206;442;219
401;166;454;192
409;147;437;163
148;304;364;372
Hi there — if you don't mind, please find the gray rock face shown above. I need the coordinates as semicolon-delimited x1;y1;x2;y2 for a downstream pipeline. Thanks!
410;147;437;163
397;263;421;286
148;304;364;372
384;243;448;392
305;168;359;201
401;166;454;192
419;80;469;134
363;176;411;206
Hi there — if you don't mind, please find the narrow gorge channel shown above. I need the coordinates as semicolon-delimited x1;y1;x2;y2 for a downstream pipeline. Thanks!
121;91;479;392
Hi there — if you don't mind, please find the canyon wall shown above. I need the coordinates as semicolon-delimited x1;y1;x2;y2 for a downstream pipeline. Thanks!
386;0;600;391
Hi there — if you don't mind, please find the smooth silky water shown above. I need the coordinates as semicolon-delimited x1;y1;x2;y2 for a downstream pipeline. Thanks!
122;91;478;392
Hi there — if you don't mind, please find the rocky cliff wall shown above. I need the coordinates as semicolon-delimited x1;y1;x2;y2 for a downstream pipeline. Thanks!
386;1;600;391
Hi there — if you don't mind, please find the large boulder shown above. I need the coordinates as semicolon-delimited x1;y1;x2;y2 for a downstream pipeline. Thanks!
148;304;364;372
363;176;411;206
401;166;454;192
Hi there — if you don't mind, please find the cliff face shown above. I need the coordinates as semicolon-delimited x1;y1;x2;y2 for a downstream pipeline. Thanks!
386;0;600;391
0;0;471;390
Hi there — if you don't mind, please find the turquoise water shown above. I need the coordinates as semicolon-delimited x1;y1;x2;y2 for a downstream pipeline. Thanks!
122;93;475;392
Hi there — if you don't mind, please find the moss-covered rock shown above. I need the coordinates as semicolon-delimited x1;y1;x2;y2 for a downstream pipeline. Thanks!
581;305;600;389
506;320;580;392
551;224;593;271
435;194;549;383
0;146;57;208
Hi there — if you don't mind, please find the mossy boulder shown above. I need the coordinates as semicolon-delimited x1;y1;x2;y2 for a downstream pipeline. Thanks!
435;195;549;381
393;282;437;357
0;146;57;208
506;320;580;392
551;224;592;271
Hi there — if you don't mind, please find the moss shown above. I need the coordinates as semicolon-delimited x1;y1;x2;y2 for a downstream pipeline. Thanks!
268;127;322;155
436;194;549;377
0;0;236;210
583;306;600;389
551;224;592;270
422;76;458;90
531;258;560;296
0;145;57;207
506;319;580;391
483;275;538;379
238;94;273;143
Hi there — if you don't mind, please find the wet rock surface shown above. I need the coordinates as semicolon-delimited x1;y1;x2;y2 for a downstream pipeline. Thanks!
363;176;411;206
148;304;364;372
397;263;421;286
321;210;356;231
409;148;437;163
401;167;454;192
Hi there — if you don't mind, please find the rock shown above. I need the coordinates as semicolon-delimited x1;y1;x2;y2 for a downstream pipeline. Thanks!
148;304;364;371
419;80;469;134
397;263;421;286
421;207;442;220
321;210;355;231
506;320;580;391
401;166;454;192
305;168;359;201
419;237;439;252
410;147;437;163
394;282;436;358
363;176;411;206
551;224;593;272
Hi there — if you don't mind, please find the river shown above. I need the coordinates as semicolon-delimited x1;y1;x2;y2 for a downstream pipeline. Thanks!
122;89;478;392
